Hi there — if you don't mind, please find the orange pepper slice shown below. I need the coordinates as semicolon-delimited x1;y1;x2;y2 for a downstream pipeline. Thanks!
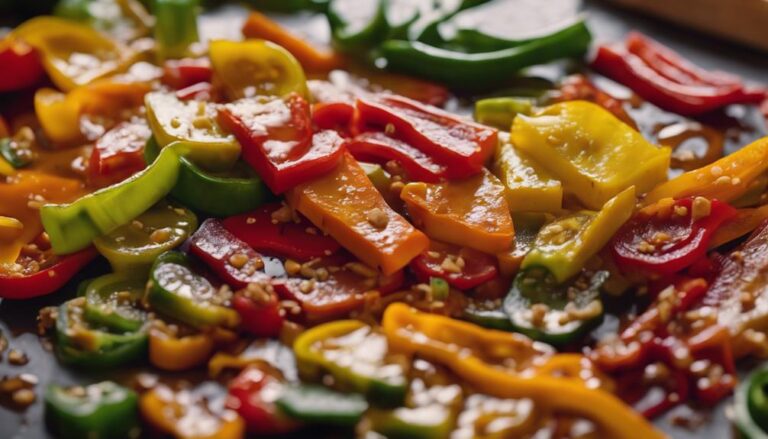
148;327;215;372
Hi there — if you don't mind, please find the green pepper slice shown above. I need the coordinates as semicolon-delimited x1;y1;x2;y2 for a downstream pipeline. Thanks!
294;320;407;407
93;199;197;274
473;97;533;129
56;297;148;368
153;0;199;60
144;137;270;217
84;273;148;333
465;268;607;346
45;381;139;439
735;365;768;439
41;143;182;255
327;0;389;53
147;251;240;329
0;137;33;168
275;383;369;426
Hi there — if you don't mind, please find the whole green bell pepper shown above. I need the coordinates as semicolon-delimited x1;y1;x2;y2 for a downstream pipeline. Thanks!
379;21;591;89
147;251;240;329
144;137;270;216
45;381;139;439
56;297;148;369
83;272;148;333
41;143;182;255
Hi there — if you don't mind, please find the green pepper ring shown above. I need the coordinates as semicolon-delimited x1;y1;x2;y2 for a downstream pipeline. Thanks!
736;365;768;439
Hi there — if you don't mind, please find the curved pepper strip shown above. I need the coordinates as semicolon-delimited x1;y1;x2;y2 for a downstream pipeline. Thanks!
148;325;215;371
347;132;448;183
83;272;148;333
644;136;768;205
327;0;388;53
0;247;98;299
88;120;151;188
710;205;768;249
41;143;182;255
735;365;768;439
382;303;664;439
226;365;300;435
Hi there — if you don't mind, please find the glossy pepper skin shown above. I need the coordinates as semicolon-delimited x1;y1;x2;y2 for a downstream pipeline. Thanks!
0;247;97;300
41;143;182;255
0;38;44;92
378;21;591;89
148;324;215;371
401;168;514;254
45;381;139;439
356;95;497;179
226;365;300;435
218;94;346;194
327;0;388;53
382;303;664;439
287;153;429;275
512;101;669;210
734;365;768;439
83;273;148;333
347;132;448;183
88;120;151;188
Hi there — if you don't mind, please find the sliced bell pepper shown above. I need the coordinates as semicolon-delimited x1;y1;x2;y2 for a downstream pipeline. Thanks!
147;251;240;330
148;320;215;371
232;285;284;338
410;242;498;290
347;132;448;183
0;216;23;241
55;297;148;369
218;94;345;194
643;136;768;205
145;136;270;217
287;153;429;275
276;383;369;426
312;101;356;136
209;39;309;100
45;381;139;439
41;142;182;255
382;303;663;439
612;197;737;275
522;186;635;283
0;38;44;92
512;101;669;210
710;205;768;249
188;218;268;289
33;88;84;146
88;120;151;188
141;385;245;439
591;34;765;116
467;268;608;346
153;0;199;60
83;272;148;333
208;339;298;380
0;136;34;170
734;364;768;439
493;134;562;213
12;16;129;91
356;94;497;178
401;168;514;254
0;247;98;300
294;320;408;406
241;11;344;73
221;203;341;262
495;213;547;278
54;0;151;41
474;97;534;129
145;92;240;171
226;365;300;435
93;200;197;274
161;58;213;90
379;21;591;89
327;0;388;53
554;74;638;129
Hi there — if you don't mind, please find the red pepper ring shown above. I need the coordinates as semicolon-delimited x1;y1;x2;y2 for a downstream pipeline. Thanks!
611;198;736;276
410;245;498;290
0;247;98;299
347;132;448;183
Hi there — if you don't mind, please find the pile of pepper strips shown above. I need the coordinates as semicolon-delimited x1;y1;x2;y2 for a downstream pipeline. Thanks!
1;0;768;438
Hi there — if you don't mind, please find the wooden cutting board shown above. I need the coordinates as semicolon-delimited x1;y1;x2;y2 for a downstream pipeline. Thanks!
603;0;768;52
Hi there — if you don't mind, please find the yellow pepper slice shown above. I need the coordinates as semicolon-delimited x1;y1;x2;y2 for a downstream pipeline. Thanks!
400;168;514;255
287;153;429;275
382;303;663;439
0;216;24;242
522;186;636;283
145;92;240;171
148;326;215;372
0;156;15;177
512;100;670;210
209;39;309;101
12;16;130;91
494;134;562;213
34;88;83;146
644;136;768;205
709;205;768;249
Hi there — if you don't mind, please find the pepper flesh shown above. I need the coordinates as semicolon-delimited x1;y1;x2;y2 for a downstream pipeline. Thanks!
287;153;429;275
148;325;215;371
0;38;44;92
401;168;514;254
511;100;670;210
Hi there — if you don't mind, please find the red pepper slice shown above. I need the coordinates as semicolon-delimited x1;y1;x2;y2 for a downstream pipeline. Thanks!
175;82;214;101
0;247;98;299
226;365;299;435
232;288;284;338
355;95;497;178
222;203;340;262
348;132;448;183
0;39;45;93
591;44;765;116
87;120;151;187
312;101;355;136
218;94;347;194
188;219;268;289
161;58;213;90
611;198;736;276
410;243;498;290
